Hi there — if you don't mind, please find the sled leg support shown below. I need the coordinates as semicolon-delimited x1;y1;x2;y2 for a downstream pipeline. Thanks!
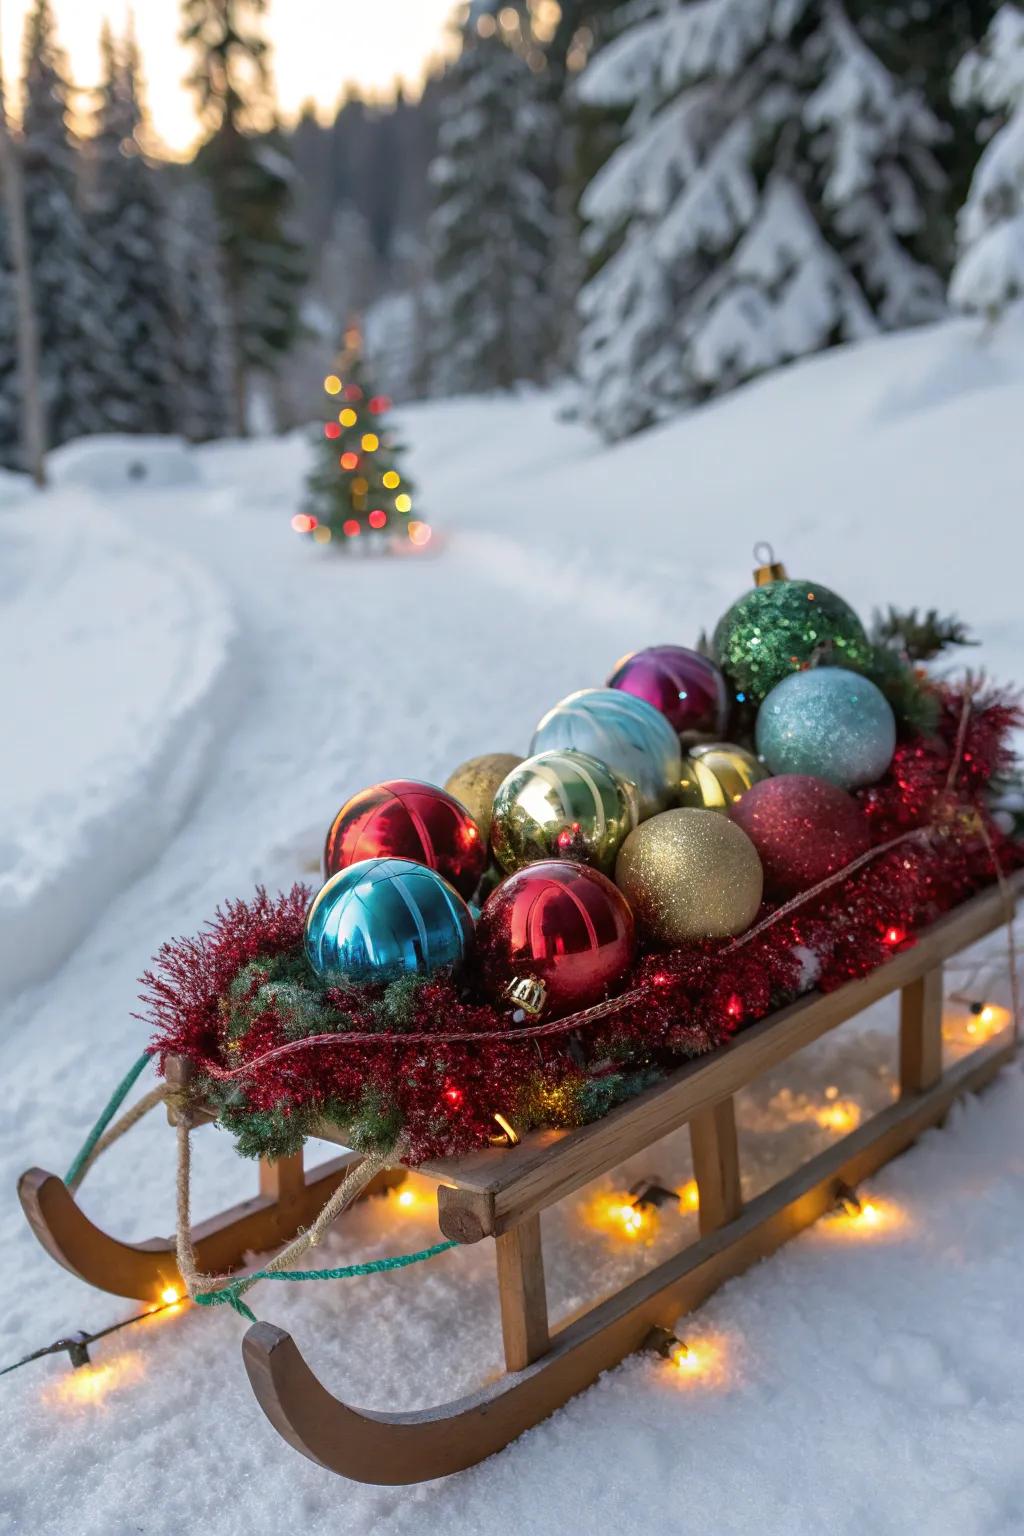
242;1029;1012;1484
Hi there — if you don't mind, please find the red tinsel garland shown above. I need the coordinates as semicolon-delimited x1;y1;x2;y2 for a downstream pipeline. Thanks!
142;682;1022;1165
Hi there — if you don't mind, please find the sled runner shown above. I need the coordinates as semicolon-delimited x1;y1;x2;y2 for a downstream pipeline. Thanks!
17;873;1021;1482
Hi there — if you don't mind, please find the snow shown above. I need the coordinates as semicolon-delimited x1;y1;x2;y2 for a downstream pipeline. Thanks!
2;314;1024;1533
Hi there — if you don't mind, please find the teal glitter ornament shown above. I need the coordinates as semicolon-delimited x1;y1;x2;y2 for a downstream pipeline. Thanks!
304;857;474;982
713;578;872;705
756;669;896;789
530;688;681;821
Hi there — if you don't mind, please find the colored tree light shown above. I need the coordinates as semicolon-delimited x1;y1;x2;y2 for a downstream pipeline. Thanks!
324;375;342;395
368;509;387;529
408;521;432;546
342;519;361;537
339;407;358;427
361;433;380;452
344;383;363;401
291;514;316;534
324;421;341;440
340;452;359;470
395;493;412;513
383;470;401;489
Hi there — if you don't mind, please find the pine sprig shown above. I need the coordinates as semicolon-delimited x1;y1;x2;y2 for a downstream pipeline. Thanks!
871;607;976;662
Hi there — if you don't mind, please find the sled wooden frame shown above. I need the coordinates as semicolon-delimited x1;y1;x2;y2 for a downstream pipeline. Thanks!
246;872;1022;1483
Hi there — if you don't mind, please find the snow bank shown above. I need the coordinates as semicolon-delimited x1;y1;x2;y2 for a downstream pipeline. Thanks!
0;489;235;1002
49;434;202;492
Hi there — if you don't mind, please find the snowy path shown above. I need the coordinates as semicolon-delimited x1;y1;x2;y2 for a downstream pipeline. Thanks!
2;320;1024;1535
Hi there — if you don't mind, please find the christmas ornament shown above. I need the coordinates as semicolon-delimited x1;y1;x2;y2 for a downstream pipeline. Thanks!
475;860;635;1018
713;579;872;704
729;774;870;896
323;779;486;900
304;857;474;982
607;645;730;738
444;752;523;841
756;669;896;789
614;808;763;943
678;742;770;811
490;749;638;876
530;688;682;821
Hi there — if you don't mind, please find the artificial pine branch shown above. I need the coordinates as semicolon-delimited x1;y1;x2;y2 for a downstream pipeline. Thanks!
871;607;976;662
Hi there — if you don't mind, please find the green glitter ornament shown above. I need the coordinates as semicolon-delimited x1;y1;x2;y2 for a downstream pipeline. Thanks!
713;575;872;705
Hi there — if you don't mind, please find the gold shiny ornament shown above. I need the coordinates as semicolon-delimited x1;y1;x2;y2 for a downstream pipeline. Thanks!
678;742;769;811
615;808;763;944
490;749;638;876
444;752;523;841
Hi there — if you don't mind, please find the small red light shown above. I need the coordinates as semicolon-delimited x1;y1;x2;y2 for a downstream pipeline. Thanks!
368;509;387;529
324;421;341;440
340;451;359;471
884;926;906;946
368;395;392;413
344;384;363;402
342;519;360;537
444;1086;464;1108
725;994;743;1020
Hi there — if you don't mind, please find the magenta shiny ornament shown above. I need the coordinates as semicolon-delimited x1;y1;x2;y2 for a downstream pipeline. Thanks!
323;779;487;900
474;860;636;1019
729;774;870;897
607;645;730;737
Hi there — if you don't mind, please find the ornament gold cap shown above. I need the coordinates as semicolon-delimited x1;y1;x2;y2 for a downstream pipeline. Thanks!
753;541;787;587
504;975;547;1018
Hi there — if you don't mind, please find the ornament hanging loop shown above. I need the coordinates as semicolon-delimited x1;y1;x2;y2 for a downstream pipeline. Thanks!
752;542;787;586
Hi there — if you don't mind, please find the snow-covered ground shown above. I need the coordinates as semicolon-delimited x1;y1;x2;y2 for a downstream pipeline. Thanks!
1;315;1023;1535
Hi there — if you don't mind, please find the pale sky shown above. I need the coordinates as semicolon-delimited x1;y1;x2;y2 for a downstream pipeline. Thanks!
0;0;462;155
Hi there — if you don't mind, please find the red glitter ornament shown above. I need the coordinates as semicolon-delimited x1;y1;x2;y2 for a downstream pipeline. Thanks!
323;779;487;899
730;774;870;896
474;860;635;1018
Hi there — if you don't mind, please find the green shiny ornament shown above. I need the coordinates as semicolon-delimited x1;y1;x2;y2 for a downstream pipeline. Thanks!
679;742;770;811
491;749;639;876
713;580;872;705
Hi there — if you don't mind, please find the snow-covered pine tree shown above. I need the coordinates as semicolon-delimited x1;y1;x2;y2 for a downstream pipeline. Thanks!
89;22;178;436
0;211;18;469
426;0;557;394
950;4;1024;317
165;176;236;441
181;0;306;432
20;0;117;449
576;0;946;439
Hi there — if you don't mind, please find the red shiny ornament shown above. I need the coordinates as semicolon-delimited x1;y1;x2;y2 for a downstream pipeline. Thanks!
474;861;635;1019
323;779;487;900
729;774;870;897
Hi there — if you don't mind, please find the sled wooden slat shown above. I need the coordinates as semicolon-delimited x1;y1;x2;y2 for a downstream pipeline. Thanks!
242;1029;1015;1484
495;1214;550;1370
425;874;1021;1242
689;1096;742;1235
899;965;945;1095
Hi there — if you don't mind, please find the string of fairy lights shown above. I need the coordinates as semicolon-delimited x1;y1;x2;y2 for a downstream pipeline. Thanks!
2;985;1010;1400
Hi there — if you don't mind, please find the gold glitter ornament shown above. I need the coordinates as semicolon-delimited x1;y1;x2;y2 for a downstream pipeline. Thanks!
444;753;523;840
615;808;763;943
678;742;770;811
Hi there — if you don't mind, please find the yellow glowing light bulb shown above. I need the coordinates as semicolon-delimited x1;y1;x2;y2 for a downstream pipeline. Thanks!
339;407;358;427
160;1286;180;1306
859;1202;879;1226
382;470;400;489
324;375;342;395
395;493;412;513
980;1005;995;1024
361;432;380;452
397;1188;415;1208
679;1180;699;1210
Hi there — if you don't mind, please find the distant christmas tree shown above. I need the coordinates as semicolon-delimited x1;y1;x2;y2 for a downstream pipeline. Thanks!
297;325;428;552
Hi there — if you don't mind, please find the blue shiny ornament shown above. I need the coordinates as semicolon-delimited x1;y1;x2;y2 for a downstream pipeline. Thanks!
530;688;682;821
304;857;474;982
756;669;896;789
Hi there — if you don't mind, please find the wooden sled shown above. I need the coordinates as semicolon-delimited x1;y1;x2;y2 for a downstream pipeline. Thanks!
241;873;1021;1483
18;1066;406;1303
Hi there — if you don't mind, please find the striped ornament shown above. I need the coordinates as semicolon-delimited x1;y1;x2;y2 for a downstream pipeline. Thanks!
530;688;682;821
304;857;474;982
490;749;638;875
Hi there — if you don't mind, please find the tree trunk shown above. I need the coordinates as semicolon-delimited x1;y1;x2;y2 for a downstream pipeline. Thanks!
0;101;47;485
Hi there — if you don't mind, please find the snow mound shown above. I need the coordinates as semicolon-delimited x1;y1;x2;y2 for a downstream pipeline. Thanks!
49;434;202;492
0;490;236;1002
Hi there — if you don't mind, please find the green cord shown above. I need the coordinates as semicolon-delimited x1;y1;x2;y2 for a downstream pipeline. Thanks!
194;1239;459;1322
63;1052;152;1188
